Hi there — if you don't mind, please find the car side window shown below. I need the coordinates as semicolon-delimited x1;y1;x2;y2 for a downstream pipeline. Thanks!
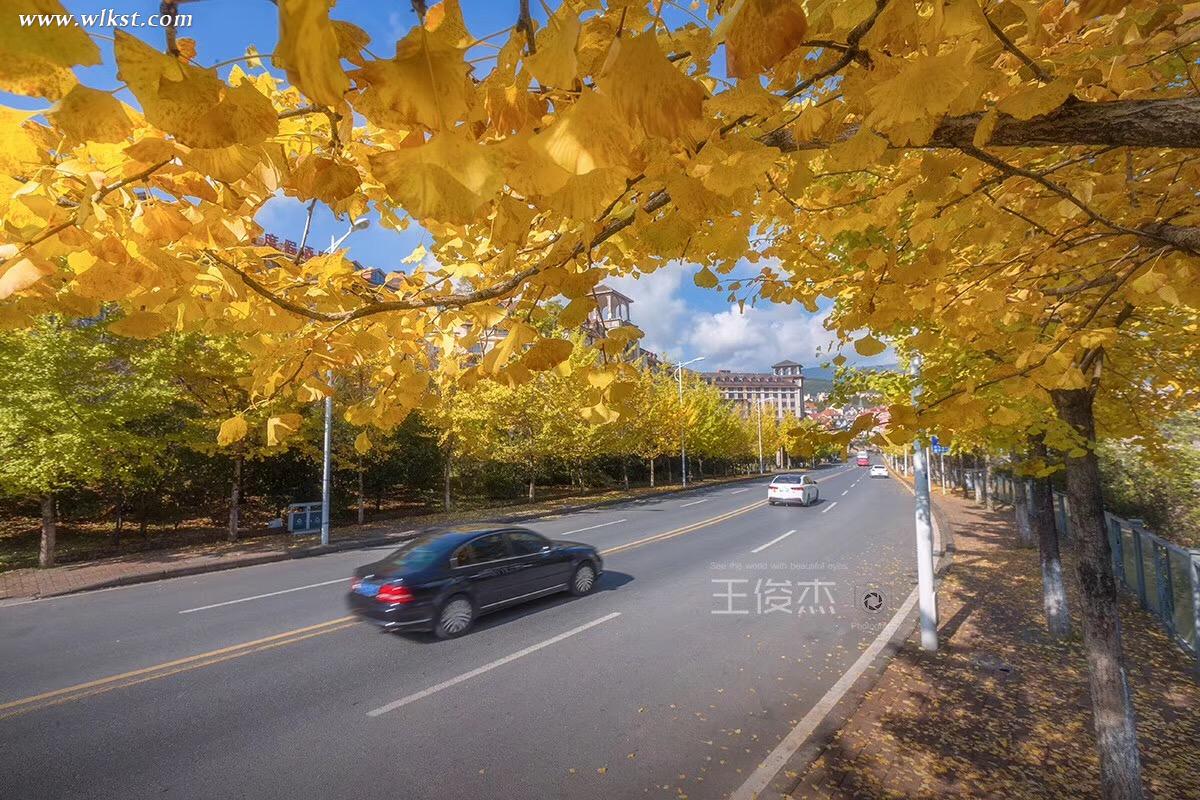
454;534;509;567
507;531;549;556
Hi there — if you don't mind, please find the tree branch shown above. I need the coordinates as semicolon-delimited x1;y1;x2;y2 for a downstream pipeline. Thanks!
982;8;1051;83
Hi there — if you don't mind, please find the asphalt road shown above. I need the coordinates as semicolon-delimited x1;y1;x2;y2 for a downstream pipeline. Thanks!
0;463;919;800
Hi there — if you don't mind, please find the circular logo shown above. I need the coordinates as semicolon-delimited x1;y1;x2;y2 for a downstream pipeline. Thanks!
862;590;884;613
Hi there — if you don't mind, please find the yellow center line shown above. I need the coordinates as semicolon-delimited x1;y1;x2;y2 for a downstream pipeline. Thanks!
0;616;354;719
601;498;766;556
1;492;774;721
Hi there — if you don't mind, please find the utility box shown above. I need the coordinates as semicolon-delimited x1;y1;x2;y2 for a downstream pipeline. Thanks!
286;502;324;535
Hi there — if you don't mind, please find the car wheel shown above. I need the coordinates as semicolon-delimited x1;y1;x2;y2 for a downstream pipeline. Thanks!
768;499;776;506
434;594;474;639
570;561;597;596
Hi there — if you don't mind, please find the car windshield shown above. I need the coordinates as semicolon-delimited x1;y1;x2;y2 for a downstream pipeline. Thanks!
773;475;804;483
377;534;453;571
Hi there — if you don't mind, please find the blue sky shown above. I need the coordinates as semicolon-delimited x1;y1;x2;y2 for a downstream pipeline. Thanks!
8;0;895;374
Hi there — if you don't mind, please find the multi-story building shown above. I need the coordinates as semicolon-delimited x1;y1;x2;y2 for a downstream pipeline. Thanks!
700;360;806;420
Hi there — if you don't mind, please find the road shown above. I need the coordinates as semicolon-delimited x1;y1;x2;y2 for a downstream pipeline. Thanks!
0;463;920;800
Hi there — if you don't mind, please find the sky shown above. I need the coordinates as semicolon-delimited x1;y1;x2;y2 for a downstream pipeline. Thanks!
9;0;896;374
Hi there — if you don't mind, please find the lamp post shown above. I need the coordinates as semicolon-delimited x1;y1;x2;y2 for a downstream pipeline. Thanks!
320;217;370;546
756;396;764;474
673;356;705;487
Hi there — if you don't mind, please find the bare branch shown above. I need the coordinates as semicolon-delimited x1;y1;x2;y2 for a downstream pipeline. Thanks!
516;0;537;56
982;8;1052;83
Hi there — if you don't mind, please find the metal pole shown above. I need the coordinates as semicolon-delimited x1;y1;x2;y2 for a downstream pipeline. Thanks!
940;450;947;495
677;366;687;487
321;369;333;546
756;397;764;474
911;357;938;651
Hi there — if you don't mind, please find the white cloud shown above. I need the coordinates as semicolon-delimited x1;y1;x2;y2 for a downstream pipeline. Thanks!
609;264;895;372
606;268;690;360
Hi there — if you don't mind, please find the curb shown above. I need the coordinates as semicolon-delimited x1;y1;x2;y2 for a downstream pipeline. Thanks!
774;467;959;799
12;470;789;601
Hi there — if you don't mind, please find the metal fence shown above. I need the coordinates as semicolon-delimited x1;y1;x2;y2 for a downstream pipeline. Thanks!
986;472;1200;660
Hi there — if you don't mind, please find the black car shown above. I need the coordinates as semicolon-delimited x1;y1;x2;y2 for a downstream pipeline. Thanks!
347;526;603;638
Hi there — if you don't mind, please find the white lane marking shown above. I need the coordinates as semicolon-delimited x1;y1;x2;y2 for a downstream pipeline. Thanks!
558;518;627;536
750;529;796;554
680;498;710;508
821;501;838;514
730;488;750;495
729;585;921;800
841;490;849;496
730;488;944;800
367;612;622;717
178;577;348;614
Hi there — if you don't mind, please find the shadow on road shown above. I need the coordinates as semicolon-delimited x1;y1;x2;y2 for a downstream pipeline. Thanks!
396;571;635;643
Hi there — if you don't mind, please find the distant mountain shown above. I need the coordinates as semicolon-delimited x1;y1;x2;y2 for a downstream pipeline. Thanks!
803;362;900;382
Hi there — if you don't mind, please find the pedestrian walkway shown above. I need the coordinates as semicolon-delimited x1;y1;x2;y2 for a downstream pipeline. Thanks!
785;487;1200;799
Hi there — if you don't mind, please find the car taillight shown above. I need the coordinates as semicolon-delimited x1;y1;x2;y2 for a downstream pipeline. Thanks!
350;577;362;591
376;584;413;604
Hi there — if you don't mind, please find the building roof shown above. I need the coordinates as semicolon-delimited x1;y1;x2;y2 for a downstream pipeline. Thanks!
592;284;633;303
700;370;802;388
772;359;802;368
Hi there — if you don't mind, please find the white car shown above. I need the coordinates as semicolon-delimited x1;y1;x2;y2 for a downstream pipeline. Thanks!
768;474;819;507
869;464;888;478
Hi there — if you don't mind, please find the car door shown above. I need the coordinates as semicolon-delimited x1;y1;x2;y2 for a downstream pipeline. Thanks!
505;530;570;595
802;476;818;504
450;533;517;608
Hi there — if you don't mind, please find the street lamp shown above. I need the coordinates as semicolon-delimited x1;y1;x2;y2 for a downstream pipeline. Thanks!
672;356;705;488
320;217;371;546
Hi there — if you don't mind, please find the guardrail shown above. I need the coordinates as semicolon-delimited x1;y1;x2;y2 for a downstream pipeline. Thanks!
992;471;1198;661
903;458;1200;663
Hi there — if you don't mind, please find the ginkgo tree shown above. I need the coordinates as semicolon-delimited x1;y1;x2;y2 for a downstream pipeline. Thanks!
3;1;1199;797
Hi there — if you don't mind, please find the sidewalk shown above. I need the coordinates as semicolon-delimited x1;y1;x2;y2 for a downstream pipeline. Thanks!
0;471;772;602
786;484;1200;799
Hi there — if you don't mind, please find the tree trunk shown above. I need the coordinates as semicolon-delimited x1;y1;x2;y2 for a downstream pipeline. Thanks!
528;476;536;502
1052;387;1144;800
649;457;655;487
357;458;365;525
228;455;242;542
114;489;125;549
1014;476;1034;547
442;451;453;511
984;456;995;510
1029;462;1071;638
622;460;629;491
39;494;56;568
667;458;673;484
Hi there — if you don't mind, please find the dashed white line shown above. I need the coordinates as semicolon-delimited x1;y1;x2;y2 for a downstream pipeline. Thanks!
680;498;710;508
750;529;796;554
366;612;622;717
558;518;627;535
730;488;751;494
179;577;348;614
821;501;838;513
841;490;849;496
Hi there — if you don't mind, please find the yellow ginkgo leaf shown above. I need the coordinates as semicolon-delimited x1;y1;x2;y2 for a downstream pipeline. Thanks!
0;258;46;300
276;0;351;107
354;431;373;454
284;155;361;204
51;85;135;143
599;33;705;139
521;338;574;371
114;31;277;148
525;11;581;88
854;334;887;357
349;12;471;131
109;310;171;339
217;415;249;447
267;413;303;447
719;0;808;79
0;108;41;174
369;133;503;223
694;266;720;288
996;78;1075;121
530;90;633;176
865;50;973;129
